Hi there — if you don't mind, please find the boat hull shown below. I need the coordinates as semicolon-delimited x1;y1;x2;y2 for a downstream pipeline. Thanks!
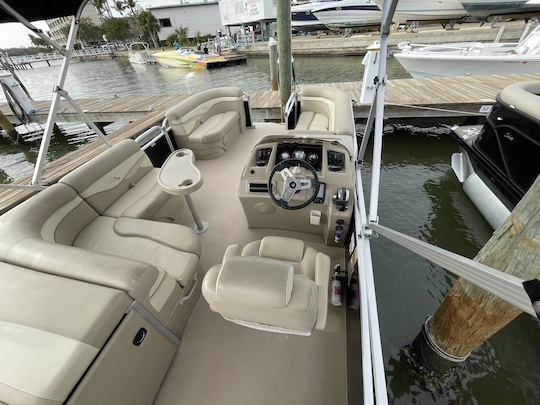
154;51;246;70
394;53;540;78
312;4;382;28
461;0;540;17
376;0;466;22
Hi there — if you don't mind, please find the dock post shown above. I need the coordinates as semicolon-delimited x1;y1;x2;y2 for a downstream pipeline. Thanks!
413;176;540;370
276;0;292;116
268;37;279;91
0;111;17;141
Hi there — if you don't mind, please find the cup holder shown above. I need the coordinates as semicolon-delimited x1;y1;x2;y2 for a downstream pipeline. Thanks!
179;179;193;187
176;151;187;158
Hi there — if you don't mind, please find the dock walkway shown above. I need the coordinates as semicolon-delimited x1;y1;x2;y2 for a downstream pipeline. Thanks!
1;73;539;212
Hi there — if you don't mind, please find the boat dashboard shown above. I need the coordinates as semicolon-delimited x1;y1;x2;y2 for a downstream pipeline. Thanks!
239;136;354;246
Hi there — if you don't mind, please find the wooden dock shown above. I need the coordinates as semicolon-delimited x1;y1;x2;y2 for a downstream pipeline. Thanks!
1;72;539;212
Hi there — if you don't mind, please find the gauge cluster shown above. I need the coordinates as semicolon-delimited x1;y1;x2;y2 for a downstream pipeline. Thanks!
275;143;323;171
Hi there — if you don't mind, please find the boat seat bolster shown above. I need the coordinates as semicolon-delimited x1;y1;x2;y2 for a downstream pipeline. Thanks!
216;256;294;308
114;217;201;256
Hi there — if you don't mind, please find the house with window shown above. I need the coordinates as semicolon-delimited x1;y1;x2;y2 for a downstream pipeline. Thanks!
140;0;224;42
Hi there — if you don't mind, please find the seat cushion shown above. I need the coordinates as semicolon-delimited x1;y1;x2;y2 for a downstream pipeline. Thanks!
189;111;239;144
0;262;131;405
73;216;199;287
104;168;183;221
295;111;329;132
202;263;318;334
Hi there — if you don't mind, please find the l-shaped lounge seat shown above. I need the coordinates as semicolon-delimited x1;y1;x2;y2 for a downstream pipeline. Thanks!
289;86;355;136
165;87;246;160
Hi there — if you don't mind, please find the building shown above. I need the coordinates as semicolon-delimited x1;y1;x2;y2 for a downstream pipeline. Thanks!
218;0;276;40
141;0;224;42
46;4;102;47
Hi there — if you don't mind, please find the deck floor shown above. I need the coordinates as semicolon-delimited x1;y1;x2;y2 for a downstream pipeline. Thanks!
154;123;348;405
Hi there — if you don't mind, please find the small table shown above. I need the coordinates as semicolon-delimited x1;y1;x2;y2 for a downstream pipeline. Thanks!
158;149;209;234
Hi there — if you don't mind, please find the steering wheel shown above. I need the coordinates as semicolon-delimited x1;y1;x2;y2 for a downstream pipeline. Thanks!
268;159;320;210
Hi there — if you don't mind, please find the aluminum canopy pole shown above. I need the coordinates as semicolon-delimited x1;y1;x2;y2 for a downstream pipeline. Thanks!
0;0;64;54
31;17;79;185
367;0;399;223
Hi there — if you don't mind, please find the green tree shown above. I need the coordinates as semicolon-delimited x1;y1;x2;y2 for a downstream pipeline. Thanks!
112;0;126;15
124;0;138;16
28;34;52;48
60;18;103;45
135;10;160;48
101;17;133;42
92;0;111;19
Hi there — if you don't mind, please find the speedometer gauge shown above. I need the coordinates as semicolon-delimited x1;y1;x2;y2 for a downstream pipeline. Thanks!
280;151;290;160
293;150;306;160
307;153;318;163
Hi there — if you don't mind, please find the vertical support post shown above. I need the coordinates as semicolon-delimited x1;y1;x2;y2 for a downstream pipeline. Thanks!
277;0;292;116
415;176;540;368
360;42;380;104
31;17;79;185
268;37;279;91
494;25;505;43
367;0;399;223
519;21;532;43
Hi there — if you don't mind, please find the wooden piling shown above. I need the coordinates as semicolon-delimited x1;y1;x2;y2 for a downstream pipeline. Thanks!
276;0;292;116
268;37;279;91
426;175;540;360
0;111;17;141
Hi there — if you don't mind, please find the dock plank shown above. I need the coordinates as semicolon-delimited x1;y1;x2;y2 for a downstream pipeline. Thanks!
2;73;540;212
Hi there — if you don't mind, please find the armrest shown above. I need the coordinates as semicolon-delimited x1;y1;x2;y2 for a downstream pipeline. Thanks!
222;244;241;264
314;252;331;330
217;256;294;309
6;239;160;304
114;217;201;256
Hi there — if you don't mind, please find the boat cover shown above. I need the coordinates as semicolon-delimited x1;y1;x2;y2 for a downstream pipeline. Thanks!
0;0;88;23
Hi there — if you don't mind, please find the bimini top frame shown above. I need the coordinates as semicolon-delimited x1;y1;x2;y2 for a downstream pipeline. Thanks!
0;0;111;190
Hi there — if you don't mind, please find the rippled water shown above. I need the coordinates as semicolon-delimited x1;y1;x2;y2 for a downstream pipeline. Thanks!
1;56;539;404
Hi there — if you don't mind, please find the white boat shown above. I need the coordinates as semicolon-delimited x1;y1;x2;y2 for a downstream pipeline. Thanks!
374;0;467;22
312;0;382;29
394;24;540;78
291;1;336;31
460;0;540;17
128;42;157;65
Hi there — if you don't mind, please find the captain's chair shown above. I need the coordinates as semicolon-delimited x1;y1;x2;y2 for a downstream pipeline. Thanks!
202;236;331;335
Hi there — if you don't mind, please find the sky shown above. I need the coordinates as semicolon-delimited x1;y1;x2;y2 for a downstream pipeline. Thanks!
0;21;51;49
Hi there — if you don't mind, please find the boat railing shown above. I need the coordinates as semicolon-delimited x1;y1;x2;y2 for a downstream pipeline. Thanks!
355;2;539;404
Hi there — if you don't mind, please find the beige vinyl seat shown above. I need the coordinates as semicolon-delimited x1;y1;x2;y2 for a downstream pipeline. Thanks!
0;182;202;336
165;87;246;159
291;86;355;136
202;236;331;335
59;139;184;222
0;262;178;405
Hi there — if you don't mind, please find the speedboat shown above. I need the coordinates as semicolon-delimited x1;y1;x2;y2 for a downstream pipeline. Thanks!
153;48;246;70
312;0;382;29
393;24;540;78
450;81;540;229
291;1;335;31
374;0;467;23
460;0;540;17
128;42;157;65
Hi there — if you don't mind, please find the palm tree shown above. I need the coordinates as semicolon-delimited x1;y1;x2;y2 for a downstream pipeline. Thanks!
92;0;112;19
112;0;126;16
135;10;160;48
124;0;138;16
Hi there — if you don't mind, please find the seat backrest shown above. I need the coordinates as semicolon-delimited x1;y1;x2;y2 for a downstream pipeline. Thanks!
166;87;245;141
59;139;154;215
300;86;355;136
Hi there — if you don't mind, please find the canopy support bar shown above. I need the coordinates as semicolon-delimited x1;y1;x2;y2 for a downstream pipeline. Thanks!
31;16;79;185
0;0;64;54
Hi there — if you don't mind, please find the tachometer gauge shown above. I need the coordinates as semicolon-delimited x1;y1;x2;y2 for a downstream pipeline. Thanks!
280;151;290;160
307;153;318;163
293;150;306;160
